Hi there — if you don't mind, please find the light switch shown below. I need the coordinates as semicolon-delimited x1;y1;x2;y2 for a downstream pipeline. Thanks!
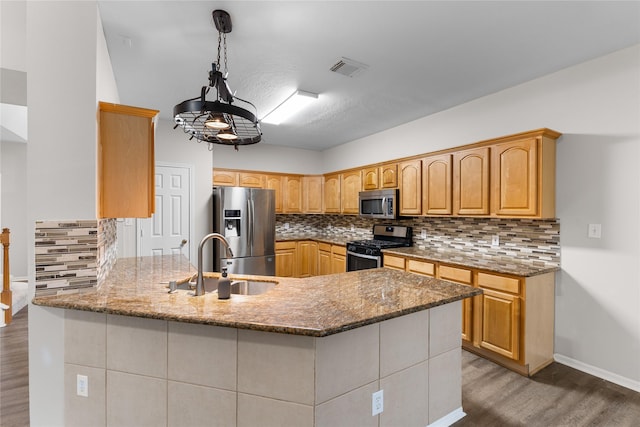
588;223;602;239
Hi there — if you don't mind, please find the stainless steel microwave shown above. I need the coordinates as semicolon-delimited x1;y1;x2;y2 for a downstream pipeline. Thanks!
359;189;398;219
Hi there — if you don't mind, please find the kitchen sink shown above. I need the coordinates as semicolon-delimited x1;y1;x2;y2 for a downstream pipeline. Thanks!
168;277;276;296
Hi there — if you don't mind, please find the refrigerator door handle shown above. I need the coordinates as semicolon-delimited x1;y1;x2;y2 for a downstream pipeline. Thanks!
248;198;254;251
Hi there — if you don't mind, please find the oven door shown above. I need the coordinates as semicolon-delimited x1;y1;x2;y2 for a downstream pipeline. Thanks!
347;251;381;271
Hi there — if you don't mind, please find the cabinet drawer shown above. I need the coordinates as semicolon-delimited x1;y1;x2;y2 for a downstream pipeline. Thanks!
478;272;520;294
439;265;472;284
275;241;297;250
407;259;435;276
318;242;332;252
384;255;406;270
332;245;346;256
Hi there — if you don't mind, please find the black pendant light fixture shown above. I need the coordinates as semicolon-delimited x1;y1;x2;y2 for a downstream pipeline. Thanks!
173;10;261;149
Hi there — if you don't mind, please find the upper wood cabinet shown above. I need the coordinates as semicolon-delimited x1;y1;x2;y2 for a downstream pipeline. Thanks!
283;175;303;213
398;159;422;215
422;154;452;215
98;102;159;218
213;169;239;187
491;132;557;218
381;163;398;188
239;172;264;188
265;174;283;213
362;167;379;191
303;175;323;214
363;164;398;190
453;147;490;215
341;170;361;214
324;174;341;213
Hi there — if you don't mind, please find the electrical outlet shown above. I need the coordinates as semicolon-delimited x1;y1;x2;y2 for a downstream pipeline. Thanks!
420;230;427;239
372;390;384;416
284;222;290;230
77;374;89;397
588;223;602;239
491;235;500;246
351;224;355;232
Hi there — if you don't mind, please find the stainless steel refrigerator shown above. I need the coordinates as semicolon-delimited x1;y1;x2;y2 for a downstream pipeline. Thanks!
212;186;276;275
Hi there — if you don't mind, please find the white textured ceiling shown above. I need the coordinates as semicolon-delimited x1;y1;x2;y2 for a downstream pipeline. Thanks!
98;1;640;151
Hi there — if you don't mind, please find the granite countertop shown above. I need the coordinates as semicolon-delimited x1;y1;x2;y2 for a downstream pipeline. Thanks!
382;246;560;277
32;255;480;337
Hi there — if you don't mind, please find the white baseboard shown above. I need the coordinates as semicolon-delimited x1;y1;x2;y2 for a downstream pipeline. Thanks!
554;353;640;393
427;407;466;427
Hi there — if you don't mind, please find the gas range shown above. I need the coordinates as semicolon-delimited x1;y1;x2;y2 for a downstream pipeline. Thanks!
346;225;412;271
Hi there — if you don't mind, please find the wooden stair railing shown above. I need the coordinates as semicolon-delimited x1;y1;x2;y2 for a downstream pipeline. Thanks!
1;228;11;325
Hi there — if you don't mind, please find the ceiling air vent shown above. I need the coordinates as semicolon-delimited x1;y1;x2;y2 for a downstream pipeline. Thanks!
329;57;369;77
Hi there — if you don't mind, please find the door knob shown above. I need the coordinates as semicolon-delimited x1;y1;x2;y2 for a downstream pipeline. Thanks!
180;239;187;247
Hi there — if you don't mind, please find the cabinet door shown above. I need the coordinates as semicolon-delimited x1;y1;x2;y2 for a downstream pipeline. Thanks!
423;154;452;215
331;245;346;274
318;243;332;276
275;241;296;277
383;254;405;271
303;175;323;213
239;172;265;188
492;138;538;216
283;175;303;213
479;288;520;360
213;169;239;187
324;174;341;213
297;241;318;277
362;167;379;190
398;159;422;215
407;259;435;277
380;163;398;188
265;175;283;214
99;102;158;218
453;147;490;215
341;170;362;214
439;265;474;343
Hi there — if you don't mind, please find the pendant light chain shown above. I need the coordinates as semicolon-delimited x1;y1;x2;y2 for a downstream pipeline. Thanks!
223;32;228;75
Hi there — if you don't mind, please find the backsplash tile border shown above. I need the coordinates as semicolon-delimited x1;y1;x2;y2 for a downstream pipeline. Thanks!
276;215;560;267
35;219;118;296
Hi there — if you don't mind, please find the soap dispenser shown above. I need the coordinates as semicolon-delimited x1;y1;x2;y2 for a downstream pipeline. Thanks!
217;267;231;299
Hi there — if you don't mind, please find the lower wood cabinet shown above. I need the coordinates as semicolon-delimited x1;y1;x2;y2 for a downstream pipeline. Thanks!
330;244;346;274
275;241;297;277
277;241;342;278
383;253;554;376
438;264;474;344
296;240;318;277
318;243;332;276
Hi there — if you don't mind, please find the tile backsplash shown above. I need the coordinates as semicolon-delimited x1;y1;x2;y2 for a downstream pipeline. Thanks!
35;219;118;296
276;215;560;267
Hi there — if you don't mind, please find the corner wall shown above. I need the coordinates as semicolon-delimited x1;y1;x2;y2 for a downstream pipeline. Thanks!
322;45;640;389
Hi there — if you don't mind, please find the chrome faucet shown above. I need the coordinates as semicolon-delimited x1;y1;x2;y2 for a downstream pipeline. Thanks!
196;233;234;296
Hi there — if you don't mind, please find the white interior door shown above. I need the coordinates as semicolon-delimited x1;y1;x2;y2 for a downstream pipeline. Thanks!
138;165;191;258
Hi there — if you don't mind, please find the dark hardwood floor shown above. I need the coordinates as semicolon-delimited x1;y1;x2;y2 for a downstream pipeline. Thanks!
1;308;639;427
0;306;30;427
454;349;640;427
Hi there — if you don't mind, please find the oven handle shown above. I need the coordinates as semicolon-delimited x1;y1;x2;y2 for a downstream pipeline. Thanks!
347;250;382;267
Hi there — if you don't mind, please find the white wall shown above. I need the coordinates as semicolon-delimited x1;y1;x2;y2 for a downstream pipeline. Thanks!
27;3;119;425
0;141;27;277
322;45;640;389
211;139;323;175
156;118;214;269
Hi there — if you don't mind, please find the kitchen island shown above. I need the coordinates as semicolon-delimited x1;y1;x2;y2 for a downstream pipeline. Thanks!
33;255;480;427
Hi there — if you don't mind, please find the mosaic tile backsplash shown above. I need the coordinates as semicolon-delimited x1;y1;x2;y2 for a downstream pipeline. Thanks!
35;219;118;296
276;215;560;267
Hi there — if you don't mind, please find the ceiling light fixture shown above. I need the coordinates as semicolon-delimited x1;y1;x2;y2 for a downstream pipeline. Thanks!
261;90;319;125
173;10;261;150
